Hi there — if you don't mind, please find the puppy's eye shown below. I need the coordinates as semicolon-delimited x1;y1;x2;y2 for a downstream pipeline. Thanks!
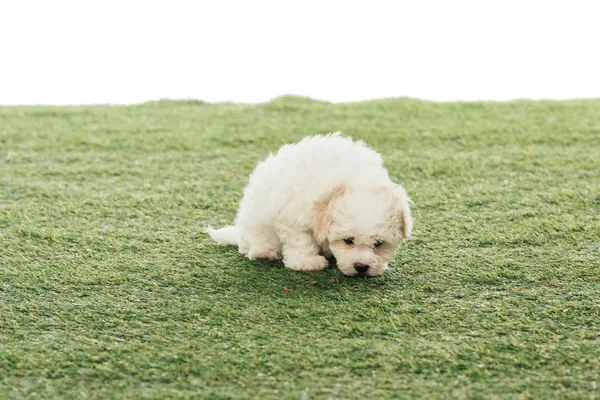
343;237;354;245
374;240;384;248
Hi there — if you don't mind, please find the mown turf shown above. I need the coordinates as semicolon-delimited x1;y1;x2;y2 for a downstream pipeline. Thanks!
1;96;599;399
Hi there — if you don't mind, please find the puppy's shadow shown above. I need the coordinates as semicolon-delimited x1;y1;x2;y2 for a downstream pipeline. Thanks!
192;246;387;302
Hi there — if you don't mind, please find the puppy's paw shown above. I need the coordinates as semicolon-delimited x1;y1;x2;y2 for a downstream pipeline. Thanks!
284;255;329;272
247;247;281;261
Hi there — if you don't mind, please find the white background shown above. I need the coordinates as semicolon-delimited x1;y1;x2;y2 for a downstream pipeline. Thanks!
1;0;599;105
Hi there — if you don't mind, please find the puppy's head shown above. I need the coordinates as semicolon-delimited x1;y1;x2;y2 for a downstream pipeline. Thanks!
313;183;412;277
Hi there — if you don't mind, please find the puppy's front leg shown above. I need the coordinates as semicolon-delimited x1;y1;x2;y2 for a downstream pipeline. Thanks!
279;229;329;272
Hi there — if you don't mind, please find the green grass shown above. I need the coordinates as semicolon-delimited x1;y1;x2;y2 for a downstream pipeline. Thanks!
1;96;599;399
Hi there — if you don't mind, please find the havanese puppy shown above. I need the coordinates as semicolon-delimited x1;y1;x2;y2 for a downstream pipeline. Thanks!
207;133;413;277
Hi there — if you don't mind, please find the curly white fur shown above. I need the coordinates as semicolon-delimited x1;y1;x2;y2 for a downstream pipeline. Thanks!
207;133;413;276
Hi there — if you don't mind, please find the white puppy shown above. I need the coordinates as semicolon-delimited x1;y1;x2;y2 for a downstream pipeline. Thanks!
207;133;413;277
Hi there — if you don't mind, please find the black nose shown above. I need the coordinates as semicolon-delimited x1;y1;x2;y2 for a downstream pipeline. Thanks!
354;263;369;273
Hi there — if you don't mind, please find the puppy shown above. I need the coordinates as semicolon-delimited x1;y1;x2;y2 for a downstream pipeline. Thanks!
207;133;413;276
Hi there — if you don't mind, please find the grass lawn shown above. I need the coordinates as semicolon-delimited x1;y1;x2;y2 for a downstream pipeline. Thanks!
1;96;599;399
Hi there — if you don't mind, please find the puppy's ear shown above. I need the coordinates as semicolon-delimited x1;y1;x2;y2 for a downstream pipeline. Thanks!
313;185;346;244
392;184;413;240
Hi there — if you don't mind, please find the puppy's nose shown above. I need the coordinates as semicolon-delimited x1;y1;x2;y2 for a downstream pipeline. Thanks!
354;263;369;274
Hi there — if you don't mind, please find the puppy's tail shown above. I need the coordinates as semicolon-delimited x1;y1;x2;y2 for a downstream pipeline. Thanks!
205;226;239;246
